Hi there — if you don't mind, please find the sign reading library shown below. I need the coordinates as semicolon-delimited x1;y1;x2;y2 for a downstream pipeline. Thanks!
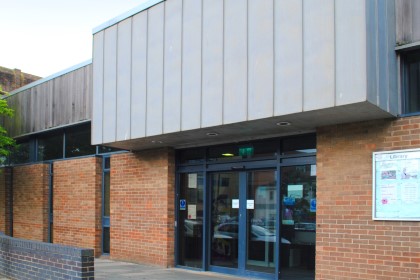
373;149;420;221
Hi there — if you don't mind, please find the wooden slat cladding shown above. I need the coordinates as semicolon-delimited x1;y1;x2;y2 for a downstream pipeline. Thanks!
396;0;420;44
2;64;92;138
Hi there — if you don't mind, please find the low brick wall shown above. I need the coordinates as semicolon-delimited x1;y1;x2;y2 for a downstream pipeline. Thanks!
0;233;94;280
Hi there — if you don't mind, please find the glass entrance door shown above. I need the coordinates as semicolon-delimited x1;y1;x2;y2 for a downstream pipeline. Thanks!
210;172;239;268
209;170;277;276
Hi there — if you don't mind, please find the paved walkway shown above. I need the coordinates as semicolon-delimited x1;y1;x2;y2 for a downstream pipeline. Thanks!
95;258;256;280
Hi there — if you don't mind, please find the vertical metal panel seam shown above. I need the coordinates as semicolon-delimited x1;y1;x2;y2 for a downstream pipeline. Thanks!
200;0;203;128
162;2;166;134
145;10;149;136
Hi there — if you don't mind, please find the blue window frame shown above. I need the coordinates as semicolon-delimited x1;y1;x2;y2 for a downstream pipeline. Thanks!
403;51;420;114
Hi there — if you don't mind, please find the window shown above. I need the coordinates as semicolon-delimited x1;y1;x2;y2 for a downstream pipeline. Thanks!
65;125;96;158
37;132;64;161
403;51;420;114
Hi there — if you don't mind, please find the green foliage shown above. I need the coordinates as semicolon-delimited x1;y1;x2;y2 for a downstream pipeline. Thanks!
0;98;15;157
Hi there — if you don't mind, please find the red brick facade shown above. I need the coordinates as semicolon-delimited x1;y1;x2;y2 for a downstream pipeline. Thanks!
0;168;8;234
110;148;175;267
53;157;102;257
12;164;49;242
317;116;420;279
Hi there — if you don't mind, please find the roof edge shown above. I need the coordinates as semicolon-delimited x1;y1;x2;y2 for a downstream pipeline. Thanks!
7;59;92;98
92;0;165;34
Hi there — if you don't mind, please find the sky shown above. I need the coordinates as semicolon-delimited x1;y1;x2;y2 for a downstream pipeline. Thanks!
0;0;148;77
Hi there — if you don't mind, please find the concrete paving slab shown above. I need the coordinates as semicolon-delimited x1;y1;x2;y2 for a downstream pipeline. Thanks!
95;258;258;280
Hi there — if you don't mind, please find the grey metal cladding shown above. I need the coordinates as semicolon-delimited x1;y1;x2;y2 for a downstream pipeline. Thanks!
103;25;118;143
91;0;399;146
274;0;303;116
3;63;92;139
366;0;398;114
131;12;148;139
116;18;132;141
92;32;104;145
146;3;165;137
163;0;182;133
201;0;223;128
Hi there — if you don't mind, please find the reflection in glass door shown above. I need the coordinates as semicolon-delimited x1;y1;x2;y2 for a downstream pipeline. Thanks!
280;165;316;279
209;170;278;276
246;170;277;274
210;172;239;268
178;173;204;268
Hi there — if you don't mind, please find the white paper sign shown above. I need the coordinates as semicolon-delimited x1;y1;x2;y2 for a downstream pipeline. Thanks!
311;165;316;176
188;204;196;219
246;200;254;209
188;173;197;189
232;199;239;209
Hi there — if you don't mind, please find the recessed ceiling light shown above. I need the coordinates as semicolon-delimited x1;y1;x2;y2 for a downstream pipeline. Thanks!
222;153;235;157
151;140;163;144
276;121;291;126
206;132;219;136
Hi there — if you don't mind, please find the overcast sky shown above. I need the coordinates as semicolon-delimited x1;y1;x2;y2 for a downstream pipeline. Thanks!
0;0;148;77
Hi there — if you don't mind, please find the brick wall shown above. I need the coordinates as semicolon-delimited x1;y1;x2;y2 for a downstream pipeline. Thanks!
0;233;94;280
0;168;7;234
317;117;420;279
53;157;102;257
111;148;175;267
13;163;49;242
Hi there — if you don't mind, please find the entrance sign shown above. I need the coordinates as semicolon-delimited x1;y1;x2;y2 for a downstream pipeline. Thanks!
373;149;420;221
180;199;186;211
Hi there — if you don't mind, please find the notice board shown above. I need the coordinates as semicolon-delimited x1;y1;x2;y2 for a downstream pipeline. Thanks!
373;149;420;221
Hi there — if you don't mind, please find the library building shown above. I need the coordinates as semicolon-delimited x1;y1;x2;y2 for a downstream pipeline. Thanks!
0;0;419;279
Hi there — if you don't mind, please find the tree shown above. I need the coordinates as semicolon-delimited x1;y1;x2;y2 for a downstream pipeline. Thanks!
0;98;15;157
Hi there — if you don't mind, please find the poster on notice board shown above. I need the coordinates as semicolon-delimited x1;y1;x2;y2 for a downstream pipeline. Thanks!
373;149;420;221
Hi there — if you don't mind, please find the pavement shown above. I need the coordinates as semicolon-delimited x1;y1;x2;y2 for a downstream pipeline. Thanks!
95;258;254;280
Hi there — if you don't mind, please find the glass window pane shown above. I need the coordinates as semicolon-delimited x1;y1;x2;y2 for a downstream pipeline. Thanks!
178;173;204;268
210;172;239;268
103;227;110;254
246;170;277;273
178;148;205;165
98;146;121;154
37;132;63;161
10;141;31;164
104;172;110;217
405;51;420;114
65;126;96;158
281;135;316;156
280;165;316;278
208;141;277;162
104;157;111;169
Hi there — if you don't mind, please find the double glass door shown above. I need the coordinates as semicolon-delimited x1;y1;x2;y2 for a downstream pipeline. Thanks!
210;170;277;275
177;165;316;279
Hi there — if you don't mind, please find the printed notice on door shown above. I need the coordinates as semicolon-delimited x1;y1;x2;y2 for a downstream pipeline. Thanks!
373;149;420;221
